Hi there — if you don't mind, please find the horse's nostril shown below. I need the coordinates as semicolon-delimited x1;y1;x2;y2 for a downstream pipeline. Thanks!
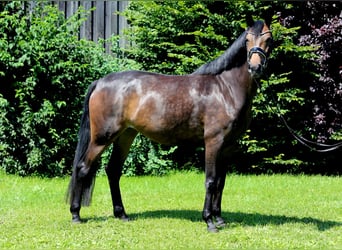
248;64;263;77
249;64;258;72
256;64;262;72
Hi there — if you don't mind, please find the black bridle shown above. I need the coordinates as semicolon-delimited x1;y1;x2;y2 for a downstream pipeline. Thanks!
248;47;268;68
246;30;272;70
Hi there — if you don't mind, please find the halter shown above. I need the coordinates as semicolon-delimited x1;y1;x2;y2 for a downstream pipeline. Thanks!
246;30;272;69
248;47;268;68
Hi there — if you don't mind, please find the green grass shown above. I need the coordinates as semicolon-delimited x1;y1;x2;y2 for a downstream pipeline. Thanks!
0;171;341;249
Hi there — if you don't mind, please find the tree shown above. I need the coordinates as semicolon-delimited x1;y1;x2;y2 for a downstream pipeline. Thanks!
296;2;341;143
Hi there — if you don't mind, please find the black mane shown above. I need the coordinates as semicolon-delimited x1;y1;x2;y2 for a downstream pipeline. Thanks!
192;31;247;75
193;20;265;75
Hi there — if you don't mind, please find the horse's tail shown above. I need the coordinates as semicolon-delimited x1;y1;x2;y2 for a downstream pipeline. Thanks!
66;80;98;207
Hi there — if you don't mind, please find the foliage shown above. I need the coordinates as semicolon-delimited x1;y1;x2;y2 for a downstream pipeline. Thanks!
0;2;138;176
122;135;178;176
123;1;235;75
100;135;178;177
1;1;340;176
262;2;342;173
297;3;342;143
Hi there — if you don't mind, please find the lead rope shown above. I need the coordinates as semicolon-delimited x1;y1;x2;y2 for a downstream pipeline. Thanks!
256;78;342;152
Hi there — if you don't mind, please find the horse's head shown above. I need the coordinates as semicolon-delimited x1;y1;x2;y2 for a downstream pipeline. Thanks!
245;17;273;78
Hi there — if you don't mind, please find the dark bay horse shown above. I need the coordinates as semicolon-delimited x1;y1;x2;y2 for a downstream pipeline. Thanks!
67;18;273;232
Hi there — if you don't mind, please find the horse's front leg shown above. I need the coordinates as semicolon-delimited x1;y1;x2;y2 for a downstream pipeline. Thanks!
106;149;128;221
212;147;235;228
212;167;227;228
106;162;128;221
202;136;224;232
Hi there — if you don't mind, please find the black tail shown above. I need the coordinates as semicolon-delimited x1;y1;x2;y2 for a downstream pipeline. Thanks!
66;81;98;206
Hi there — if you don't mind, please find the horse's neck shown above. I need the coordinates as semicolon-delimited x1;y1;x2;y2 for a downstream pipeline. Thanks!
218;62;256;106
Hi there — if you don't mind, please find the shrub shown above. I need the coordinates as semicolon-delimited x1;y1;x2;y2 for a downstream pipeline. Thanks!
0;2;138;176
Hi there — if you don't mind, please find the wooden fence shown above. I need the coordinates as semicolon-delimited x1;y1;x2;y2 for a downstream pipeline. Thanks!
23;1;129;53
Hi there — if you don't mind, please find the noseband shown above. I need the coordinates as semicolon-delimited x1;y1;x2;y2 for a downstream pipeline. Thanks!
248;47;268;68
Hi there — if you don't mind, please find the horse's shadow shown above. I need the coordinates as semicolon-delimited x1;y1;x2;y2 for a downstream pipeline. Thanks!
83;209;341;231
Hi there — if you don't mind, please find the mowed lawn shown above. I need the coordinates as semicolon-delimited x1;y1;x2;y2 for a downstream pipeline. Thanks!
0;171;341;249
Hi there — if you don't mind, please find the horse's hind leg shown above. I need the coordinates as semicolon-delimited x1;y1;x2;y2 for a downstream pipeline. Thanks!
72;141;107;210
69;176;83;222
70;142;106;223
106;128;138;221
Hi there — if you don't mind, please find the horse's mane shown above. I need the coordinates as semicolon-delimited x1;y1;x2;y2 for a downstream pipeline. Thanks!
192;21;265;75
192;31;247;75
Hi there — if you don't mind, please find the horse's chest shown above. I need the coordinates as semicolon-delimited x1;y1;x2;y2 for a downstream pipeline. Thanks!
227;105;252;139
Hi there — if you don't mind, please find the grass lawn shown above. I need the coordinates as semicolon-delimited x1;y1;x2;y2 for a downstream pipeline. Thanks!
0;171;341;249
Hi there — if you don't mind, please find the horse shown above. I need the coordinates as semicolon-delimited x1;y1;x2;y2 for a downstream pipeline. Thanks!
67;17;273;232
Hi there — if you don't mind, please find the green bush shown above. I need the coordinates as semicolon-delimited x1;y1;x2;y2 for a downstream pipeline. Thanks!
98;135;178;177
122;135;177;176
0;3;138;176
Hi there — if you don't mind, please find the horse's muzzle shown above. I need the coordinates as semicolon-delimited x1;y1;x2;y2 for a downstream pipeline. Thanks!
248;63;263;78
247;46;267;78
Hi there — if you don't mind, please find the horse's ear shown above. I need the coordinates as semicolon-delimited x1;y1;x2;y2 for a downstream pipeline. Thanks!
263;11;273;28
246;14;254;28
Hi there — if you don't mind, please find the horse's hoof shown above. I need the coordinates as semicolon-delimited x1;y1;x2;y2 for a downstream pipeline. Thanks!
72;218;81;224
119;215;130;222
215;217;226;228
207;224;219;233
207;221;219;233
114;212;130;222
72;215;82;223
121;217;130;222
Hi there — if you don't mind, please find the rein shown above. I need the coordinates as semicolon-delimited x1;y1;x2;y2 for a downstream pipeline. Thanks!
258;78;342;152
